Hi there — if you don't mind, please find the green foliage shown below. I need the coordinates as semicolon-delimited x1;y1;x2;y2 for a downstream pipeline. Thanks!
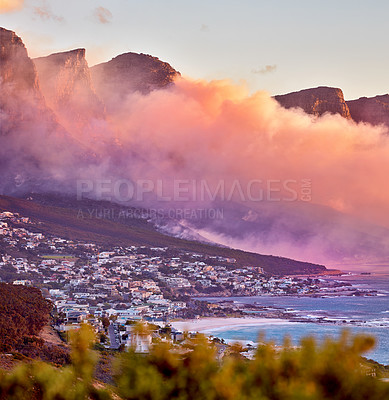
114;330;389;400
0;326;388;399
0;324;110;400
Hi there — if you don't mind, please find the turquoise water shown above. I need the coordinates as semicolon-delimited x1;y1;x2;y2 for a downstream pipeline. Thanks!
204;322;388;365
201;273;389;365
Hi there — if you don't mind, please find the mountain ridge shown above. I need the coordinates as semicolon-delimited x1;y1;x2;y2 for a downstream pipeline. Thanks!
90;52;180;110
33;47;106;140
0;27;39;92
3;26;387;127
347;94;389;127
274;86;389;127
1;26;388;269
274;86;352;119
0;27;85;195
0;193;327;275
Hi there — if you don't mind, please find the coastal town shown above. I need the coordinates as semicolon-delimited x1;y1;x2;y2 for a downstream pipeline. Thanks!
0;209;381;350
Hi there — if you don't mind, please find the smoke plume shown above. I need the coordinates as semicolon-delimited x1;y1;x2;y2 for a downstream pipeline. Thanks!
103;78;388;225
2;28;389;266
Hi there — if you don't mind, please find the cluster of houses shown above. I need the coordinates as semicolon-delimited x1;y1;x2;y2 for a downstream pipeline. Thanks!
0;209;362;350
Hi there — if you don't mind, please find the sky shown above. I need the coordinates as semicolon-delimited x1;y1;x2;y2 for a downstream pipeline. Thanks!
1;0;388;100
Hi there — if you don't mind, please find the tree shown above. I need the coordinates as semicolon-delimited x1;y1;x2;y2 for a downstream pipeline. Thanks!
101;317;110;329
99;333;108;344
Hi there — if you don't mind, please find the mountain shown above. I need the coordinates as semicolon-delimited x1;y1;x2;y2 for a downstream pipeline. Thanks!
0;27;40;92
33;49;106;140
274;86;389;128
1;26;389;270
274;86;352;119
0;193;327;275
0;27;43;123
347;95;389;127
90;52;180;108
0;28;83;195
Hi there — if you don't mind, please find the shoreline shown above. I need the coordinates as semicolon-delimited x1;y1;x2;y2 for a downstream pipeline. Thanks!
169;315;389;366
170;317;298;333
170;315;389;333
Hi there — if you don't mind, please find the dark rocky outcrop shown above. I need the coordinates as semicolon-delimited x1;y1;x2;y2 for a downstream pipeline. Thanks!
274;86;352;119
275;86;389;128
90;52;180;108
347;95;389;127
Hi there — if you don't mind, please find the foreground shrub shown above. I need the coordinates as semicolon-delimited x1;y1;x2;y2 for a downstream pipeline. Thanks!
0;326;388;400
0;325;110;400
114;330;389;400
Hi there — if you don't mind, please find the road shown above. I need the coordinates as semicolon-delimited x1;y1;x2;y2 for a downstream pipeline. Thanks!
108;323;121;349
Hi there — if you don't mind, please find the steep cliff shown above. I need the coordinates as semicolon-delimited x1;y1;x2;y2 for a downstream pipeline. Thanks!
347;95;389;127
34;49;105;138
90;52;180;108
0;28;82;194
0;27;46;140
274;86;352;119
0;27;39;92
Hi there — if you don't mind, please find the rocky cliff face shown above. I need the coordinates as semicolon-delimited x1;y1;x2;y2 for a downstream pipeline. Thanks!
0;27;46;139
90;52;180;108
0;28;81;194
34;49;105;138
0;27;39;92
274;86;352;119
275;87;389;128
347;95;389;127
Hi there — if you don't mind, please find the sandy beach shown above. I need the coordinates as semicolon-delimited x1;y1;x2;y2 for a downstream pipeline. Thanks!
170;317;292;333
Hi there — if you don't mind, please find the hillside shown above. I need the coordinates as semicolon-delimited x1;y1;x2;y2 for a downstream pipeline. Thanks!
0;283;51;351
0;194;326;275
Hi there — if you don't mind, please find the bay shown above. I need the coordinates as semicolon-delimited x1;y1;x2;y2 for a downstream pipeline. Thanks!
198;273;389;365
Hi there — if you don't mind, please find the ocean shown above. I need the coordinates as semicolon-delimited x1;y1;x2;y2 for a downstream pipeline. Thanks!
200;273;389;365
